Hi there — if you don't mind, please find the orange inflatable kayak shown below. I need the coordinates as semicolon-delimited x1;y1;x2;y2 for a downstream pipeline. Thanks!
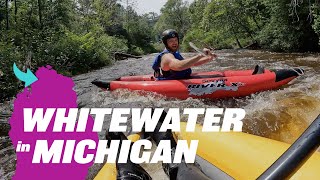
92;66;304;99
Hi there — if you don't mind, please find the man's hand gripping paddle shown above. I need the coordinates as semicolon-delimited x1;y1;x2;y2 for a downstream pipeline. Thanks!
189;42;208;56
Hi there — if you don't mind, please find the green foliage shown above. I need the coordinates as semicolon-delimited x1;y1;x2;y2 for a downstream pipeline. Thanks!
188;0;208;28
124;6;157;55
180;0;319;52
0;0;157;101
153;0;191;37
258;1;319;52
38;30;128;74
151;42;165;52
182;28;235;51
0;42;23;100
312;4;320;44
189;0;258;49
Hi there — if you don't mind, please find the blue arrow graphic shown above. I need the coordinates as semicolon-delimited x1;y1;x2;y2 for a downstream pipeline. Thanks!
13;63;38;87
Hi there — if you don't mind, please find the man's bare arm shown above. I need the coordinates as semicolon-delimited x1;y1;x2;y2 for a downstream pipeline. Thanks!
193;49;217;66
193;55;217;66
161;53;203;71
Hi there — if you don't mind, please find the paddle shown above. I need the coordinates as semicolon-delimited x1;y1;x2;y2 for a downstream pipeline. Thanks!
189;42;220;64
189;42;208;56
189;42;267;72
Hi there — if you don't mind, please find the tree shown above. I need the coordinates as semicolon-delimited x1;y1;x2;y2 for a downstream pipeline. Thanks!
181;0;320;51
259;0;319;51
153;0;191;38
5;0;9;30
311;2;320;45
188;0;208;28
199;0;256;48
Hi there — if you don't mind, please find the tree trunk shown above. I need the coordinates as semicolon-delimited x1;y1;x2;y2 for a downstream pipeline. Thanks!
6;0;9;30
25;50;32;71
28;2;34;24
38;0;42;28
230;23;243;48
14;0;17;23
232;15;255;41
252;15;261;30
235;37;243;48
24;42;33;71
24;1;34;39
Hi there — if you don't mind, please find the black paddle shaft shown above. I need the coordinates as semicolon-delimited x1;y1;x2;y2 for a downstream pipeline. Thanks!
257;114;320;180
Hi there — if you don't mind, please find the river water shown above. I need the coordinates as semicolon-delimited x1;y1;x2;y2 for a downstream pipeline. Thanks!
0;50;319;179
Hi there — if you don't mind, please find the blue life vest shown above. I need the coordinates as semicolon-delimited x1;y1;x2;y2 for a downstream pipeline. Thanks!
152;49;192;80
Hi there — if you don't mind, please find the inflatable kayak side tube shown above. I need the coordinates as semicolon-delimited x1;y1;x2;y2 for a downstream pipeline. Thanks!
92;80;111;90
257;114;320;180
275;68;304;82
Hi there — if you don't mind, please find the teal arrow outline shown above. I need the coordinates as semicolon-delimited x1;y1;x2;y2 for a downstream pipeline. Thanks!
13;63;38;87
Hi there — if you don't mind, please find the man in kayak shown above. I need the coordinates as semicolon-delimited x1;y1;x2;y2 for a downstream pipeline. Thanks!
152;29;217;80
